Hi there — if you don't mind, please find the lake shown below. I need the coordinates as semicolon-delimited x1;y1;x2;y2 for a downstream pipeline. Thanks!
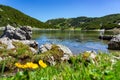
32;30;116;54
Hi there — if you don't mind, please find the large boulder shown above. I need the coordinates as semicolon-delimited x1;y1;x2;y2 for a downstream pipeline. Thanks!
108;34;120;50
1;25;32;40
0;37;38;53
39;43;73;63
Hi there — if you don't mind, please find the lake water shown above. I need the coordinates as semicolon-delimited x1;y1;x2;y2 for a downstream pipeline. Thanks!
0;30;117;54
32;30;114;54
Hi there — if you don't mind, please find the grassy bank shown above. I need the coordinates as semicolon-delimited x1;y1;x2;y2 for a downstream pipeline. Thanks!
0;42;120;80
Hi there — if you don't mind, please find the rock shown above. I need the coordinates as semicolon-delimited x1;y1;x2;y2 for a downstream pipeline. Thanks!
99;35;113;40
0;25;38;54
0;37;15;50
39;43;52;53
82;51;97;64
47;56;56;66
29;47;37;54
57;44;73;56
61;54;70;61
39;43;73;61
12;39;38;53
20;40;38;48
0;57;3;61
0;37;38;54
1;25;32;40
12;39;38;48
108;34;120;50
20;26;32;40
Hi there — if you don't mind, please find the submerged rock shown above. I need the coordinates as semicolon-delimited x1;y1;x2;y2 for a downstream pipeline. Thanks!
108;34;120;50
1;25;32;40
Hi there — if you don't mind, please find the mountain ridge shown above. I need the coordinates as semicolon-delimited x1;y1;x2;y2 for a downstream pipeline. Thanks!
0;4;120;30
46;13;120;30
0;5;50;28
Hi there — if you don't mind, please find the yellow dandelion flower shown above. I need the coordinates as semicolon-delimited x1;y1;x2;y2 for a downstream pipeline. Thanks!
31;64;39;69
22;64;28;69
15;62;39;69
39;60;47;68
25;62;38;69
15;63;23;68
25;62;33;68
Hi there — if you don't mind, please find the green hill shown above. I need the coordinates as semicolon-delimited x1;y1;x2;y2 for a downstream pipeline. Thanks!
0;5;49;28
1;5;120;30
46;14;120;30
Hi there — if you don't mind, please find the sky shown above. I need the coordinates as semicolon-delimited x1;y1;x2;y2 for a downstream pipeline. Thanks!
0;0;120;22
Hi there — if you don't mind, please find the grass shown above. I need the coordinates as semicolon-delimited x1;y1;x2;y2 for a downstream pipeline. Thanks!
0;42;120;80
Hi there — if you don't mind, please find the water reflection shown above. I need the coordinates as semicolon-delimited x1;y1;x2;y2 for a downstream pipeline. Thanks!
33;30;109;54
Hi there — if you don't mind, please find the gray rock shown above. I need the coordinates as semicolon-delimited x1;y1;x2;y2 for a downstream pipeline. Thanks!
29;47;37;54
57;44;73;56
39;43;73;61
0;37;15;50
0;57;3;61
1;25;32;40
47;56;56;66
20;40;38;48
0;37;38;54
108;34;120;50
39;43;52;53
12;39;38;53
82;51;97;64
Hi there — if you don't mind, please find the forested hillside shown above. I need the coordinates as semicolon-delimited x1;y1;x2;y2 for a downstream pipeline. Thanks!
46;14;120;30
0;4;120;30
0;5;49;28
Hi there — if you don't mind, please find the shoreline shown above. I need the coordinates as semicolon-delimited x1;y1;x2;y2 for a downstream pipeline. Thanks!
0;27;115;31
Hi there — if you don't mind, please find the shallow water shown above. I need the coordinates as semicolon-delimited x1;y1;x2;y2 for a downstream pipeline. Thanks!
0;30;118;54
32;30;114;54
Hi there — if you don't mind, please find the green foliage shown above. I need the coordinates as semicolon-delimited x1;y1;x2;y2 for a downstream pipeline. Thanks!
46;14;120;30
1;51;120;80
0;5;50;28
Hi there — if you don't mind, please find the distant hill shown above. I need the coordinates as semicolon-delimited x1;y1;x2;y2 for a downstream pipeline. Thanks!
46;14;120;30
0;5;49;28
0;5;120;30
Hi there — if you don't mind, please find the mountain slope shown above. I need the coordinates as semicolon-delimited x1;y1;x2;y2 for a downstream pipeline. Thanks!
46;14;120;30
0;5;49;28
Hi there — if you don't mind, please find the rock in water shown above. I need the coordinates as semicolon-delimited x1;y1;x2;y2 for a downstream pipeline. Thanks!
108;34;120;50
1;25;32;40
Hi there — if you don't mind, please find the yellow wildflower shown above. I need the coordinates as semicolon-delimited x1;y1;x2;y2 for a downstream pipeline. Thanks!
15;63;23;68
25;62;38;69
31;64;39;69
22;64;28;69
15;62;38;69
39;60;47;68
25;62;33;68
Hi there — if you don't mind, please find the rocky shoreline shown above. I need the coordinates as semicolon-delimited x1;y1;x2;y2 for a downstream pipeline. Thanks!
0;25;74;65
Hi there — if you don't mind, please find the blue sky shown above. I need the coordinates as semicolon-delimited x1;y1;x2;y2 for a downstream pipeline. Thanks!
0;0;120;22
